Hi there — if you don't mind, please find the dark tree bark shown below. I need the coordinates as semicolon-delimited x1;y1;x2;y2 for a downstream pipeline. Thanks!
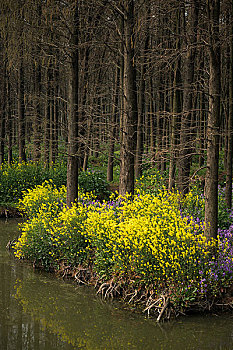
80;45;90;170
33;0;42;162
18;56;26;163
33;63;42;162
0;62;6;165
119;0;138;196
6;76;13;165
135;14;149;179
204;0;221;239
107;66;120;182
66;2;79;207
82;116;91;171
225;4;233;209
49;65;55;164
178;0;198;194
43;65;50;167
168;9;182;191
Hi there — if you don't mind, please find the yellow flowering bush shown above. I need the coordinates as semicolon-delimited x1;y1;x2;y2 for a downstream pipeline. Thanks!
15;179;233;311
86;192;215;293
18;180;66;217
15;205;91;268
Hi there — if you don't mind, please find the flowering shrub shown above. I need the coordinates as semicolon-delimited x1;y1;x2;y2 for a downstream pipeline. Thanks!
14;180;233;313
137;169;233;230
14;203;90;270
18;180;66;218
86;192;214;289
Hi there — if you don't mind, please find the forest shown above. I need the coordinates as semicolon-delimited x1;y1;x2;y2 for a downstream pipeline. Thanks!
1;0;233;320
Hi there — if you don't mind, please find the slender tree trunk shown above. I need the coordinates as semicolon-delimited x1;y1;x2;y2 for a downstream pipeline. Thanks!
53;78;59;161
33;63;41;162
0;63;6;165
205;0;221;239
149;77;156;164
6;76;13;165
119;0;138;196
135;27;149;179
199;90;206;167
225;4;233;209
178;0;198;193
107;66;120;182
43;66;50;166
18;56;26;163
49;66;55;164
80;44;90;169
33;1;42;162
156;76;164;170
66;2;79;207
82;115;92;171
168;9;182;190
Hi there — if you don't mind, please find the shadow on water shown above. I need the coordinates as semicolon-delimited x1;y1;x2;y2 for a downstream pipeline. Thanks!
1;219;233;350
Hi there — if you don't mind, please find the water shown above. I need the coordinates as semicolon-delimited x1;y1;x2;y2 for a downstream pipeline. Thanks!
1;219;233;350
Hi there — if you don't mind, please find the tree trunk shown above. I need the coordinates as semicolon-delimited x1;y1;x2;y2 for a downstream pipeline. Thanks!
6;76;13;165
33;1;42;162
135;27;149;179
225;4;233;209
178;0;198;194
107;66;120;182
204;0;221;239
119;0;138;196
168;9;182;190
0;62;6;165
43;66;50;166
66;2;79;207
82;115;92;171
33;63;41;162
18;57;26;163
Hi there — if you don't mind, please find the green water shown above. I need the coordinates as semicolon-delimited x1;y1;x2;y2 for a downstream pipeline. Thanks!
1;219;233;350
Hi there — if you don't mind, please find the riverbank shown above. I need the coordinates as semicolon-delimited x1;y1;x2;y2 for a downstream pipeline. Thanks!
11;180;233;322
55;261;233;322
11;238;233;322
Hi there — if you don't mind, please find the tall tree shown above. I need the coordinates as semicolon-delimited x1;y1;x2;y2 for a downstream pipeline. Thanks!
18;54;26;163
168;7;182;191
135;3;150;179
66;2;79;207
119;0;138;196
107;66;120;182
178;0;198;193
204;0;221;239
0;48;6;165
225;3;233;209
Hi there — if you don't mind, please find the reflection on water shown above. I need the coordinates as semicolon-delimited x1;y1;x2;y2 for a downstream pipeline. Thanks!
1;219;233;350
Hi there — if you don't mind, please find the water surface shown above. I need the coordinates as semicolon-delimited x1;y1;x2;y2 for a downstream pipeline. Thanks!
1;219;233;350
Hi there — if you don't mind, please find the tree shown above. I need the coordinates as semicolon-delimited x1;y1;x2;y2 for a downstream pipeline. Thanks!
204;0;221;239
178;0;199;193
66;2;79;207
225;3;233;209
119;0;138;196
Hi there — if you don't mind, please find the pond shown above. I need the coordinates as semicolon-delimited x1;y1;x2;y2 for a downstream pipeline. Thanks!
1;219;233;350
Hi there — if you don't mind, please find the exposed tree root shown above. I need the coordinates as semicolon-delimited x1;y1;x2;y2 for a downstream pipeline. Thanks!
97;278;122;299
54;263;233;322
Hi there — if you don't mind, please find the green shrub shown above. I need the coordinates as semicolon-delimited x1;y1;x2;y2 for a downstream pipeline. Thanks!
78;169;110;200
0;162;67;204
